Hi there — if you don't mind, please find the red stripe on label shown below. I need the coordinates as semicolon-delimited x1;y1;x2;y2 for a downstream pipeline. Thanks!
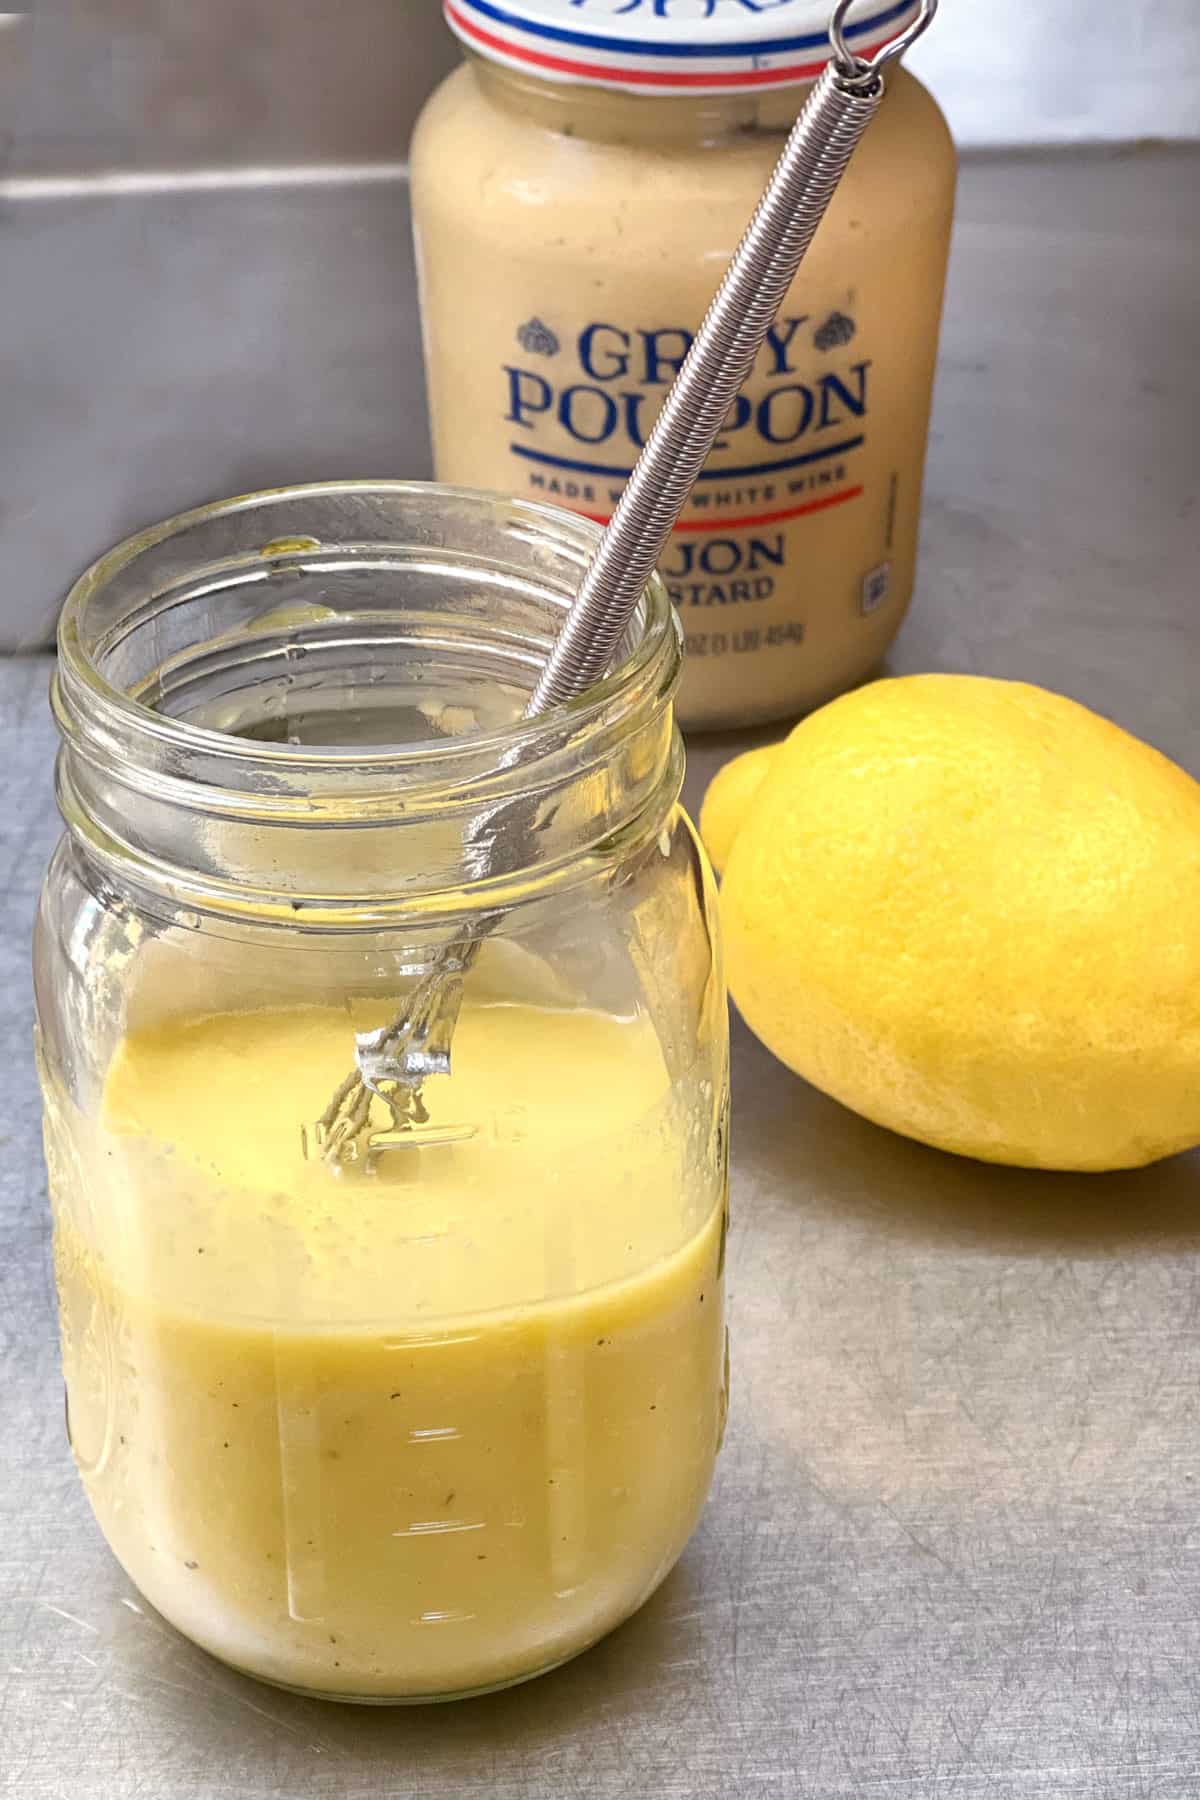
446;1;842;87
576;486;864;532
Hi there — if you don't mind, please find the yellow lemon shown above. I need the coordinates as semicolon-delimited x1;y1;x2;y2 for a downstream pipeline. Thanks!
718;674;1200;1170
699;743;779;875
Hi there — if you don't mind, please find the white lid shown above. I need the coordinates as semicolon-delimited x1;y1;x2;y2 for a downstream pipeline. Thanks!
444;0;922;94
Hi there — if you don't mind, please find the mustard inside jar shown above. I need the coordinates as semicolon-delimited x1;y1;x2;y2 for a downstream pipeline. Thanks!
412;0;956;730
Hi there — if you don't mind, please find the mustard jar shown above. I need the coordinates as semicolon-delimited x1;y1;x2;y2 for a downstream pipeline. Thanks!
412;0;956;729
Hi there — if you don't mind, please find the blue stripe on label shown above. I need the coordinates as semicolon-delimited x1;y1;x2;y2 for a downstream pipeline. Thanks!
458;0;913;60
509;436;866;481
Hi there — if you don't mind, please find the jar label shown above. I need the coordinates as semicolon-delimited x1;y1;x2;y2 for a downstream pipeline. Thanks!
430;296;924;720
493;308;906;693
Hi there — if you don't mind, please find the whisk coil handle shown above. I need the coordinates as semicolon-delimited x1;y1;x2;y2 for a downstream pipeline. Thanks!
529;1;938;716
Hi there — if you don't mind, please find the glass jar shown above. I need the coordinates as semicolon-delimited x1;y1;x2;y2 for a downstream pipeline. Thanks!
412;0;957;732
35;482;729;1704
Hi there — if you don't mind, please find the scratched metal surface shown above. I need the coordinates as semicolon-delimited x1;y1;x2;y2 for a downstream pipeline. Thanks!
2;150;1200;1797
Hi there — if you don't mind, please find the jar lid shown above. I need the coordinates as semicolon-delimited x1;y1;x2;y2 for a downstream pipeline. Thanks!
443;0;922;94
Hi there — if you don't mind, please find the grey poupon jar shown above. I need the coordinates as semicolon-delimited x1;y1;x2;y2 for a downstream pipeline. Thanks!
411;0;957;730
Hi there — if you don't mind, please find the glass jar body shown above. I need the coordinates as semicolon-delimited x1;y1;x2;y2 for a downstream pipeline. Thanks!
412;60;957;730
35;483;729;1702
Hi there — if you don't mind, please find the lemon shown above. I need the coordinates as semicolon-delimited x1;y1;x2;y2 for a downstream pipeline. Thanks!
714;675;1200;1170
699;743;778;876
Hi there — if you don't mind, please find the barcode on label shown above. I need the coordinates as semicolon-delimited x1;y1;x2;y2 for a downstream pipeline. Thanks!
860;562;891;616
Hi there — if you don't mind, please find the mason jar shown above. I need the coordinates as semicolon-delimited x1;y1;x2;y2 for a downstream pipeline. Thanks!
35;482;729;1703
412;0;957;731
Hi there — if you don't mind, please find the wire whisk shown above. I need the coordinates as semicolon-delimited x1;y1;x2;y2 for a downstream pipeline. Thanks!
310;0;939;1168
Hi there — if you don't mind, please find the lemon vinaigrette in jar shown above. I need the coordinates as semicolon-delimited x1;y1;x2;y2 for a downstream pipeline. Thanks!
36;484;729;1702
412;0;956;730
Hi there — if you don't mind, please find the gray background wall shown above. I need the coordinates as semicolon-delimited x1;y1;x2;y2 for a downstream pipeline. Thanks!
907;0;1200;150
7;1;1200;180
3;1;1198;647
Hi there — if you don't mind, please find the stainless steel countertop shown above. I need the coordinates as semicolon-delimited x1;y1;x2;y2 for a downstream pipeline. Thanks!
2;149;1199;1799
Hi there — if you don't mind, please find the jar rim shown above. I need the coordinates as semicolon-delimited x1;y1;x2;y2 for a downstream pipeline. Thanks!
55;479;679;788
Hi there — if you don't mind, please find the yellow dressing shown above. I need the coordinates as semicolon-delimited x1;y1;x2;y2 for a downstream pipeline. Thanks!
54;1000;726;1699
